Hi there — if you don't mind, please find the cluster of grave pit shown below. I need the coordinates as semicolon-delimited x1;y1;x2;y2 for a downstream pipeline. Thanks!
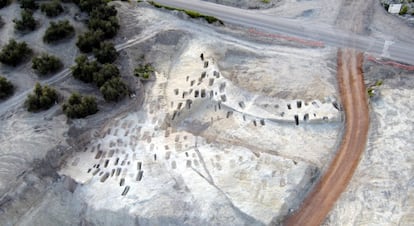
168;53;340;127
66;52;340;196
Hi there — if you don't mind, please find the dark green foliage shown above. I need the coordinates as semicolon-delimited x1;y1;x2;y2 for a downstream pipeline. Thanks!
20;0;38;10
134;64;154;80
93;63;119;87
76;1;119;42
0;76;14;99
93;42;118;64
76;30;103;52
400;5;409;15
78;0;104;13
41;0;64;17
0;39;32;66
25;83;58;112
71;55;100;83
148;1;223;25
43;20;75;43
32;54;63;75
14;9;37;31
0;0;11;8
62;93;98;118
90;4;117;19
88;16;119;39
100;77;128;102
87;5;119;38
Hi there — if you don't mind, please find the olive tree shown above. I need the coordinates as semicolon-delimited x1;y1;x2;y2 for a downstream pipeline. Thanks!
14;9;37;31
25;83;59;112
93;42;118;64
0;39;32;66
32;54;63;75
43;20;75;43
0;76;14;99
62;92;98;118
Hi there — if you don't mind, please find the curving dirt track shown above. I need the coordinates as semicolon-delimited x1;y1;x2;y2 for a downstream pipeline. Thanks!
283;49;370;226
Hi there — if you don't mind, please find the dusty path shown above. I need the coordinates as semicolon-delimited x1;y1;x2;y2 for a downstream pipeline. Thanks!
283;49;370;225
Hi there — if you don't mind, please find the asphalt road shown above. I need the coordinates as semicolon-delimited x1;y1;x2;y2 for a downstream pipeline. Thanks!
155;0;414;65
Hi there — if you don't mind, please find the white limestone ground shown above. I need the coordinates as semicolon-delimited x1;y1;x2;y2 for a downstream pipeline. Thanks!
60;31;342;224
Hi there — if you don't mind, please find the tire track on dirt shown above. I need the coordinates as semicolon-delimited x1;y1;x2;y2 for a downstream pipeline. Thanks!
283;49;370;226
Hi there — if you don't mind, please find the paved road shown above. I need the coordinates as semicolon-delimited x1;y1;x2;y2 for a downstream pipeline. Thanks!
155;0;414;65
283;49;370;225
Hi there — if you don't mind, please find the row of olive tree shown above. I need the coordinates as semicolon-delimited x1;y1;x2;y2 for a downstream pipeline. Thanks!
71;53;128;102
24;82;98;118
76;0;120;53
0;39;64;75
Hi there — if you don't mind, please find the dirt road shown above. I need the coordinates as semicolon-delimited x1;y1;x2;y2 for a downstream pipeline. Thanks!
283;49;370;226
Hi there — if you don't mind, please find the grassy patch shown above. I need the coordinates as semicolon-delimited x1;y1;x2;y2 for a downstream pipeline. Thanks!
367;79;383;98
134;63;154;80
261;0;271;3
148;1;224;25
399;5;409;15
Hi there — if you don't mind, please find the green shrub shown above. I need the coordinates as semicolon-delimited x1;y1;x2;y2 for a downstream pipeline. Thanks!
0;39;32;66
90;4;117;19
93;63;119;87
14;9;37;31
399;5;409;15
88;16;119;39
86;4;119;38
41;0;64;17
93;41;118;64
71;55;100;83
148;1;223;24
62;92;98;118
100;77;128;102
43;20;75;43
32;54;63;75
0;76;14;99
25;83;58;112
134;63;154;80
20;0;38;10
0;0;11;8
76;30;103;52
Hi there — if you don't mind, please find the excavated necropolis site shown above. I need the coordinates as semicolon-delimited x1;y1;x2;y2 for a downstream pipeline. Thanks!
1;0;413;225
